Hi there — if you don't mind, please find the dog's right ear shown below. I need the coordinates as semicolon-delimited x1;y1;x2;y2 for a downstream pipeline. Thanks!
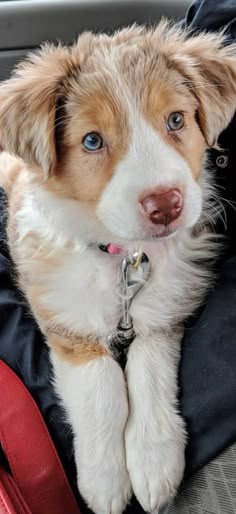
0;44;77;177
170;28;236;148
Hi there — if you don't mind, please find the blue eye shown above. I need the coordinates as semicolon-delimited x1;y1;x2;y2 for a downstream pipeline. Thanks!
82;132;104;151
167;112;184;131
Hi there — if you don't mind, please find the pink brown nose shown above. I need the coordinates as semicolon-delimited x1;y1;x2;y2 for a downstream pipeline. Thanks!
140;189;183;225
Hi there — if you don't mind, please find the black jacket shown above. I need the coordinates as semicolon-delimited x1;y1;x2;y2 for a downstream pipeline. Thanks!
0;1;236;512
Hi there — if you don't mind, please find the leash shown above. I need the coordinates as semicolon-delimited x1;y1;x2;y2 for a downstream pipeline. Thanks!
107;250;151;369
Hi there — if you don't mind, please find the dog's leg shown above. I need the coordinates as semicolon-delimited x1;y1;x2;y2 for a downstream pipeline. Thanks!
50;335;131;514
125;333;186;512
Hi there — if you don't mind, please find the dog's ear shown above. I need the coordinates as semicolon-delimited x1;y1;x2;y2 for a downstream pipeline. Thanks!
172;30;236;147
0;44;76;176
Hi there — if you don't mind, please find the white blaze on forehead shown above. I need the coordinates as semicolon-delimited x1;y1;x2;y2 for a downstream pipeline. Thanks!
97;116;203;240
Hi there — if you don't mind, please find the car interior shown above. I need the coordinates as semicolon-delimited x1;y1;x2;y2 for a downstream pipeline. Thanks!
0;1;235;514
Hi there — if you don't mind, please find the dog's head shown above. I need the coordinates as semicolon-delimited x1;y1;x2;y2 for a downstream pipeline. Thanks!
0;22;236;243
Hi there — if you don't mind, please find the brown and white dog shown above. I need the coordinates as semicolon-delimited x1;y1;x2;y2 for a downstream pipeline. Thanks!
0;21;236;514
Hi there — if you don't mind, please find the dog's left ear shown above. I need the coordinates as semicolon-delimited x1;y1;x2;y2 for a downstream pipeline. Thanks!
175;32;236;147
0;44;76;176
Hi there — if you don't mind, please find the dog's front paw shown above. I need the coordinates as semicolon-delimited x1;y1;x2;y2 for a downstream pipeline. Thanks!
125;417;186;512
76;447;132;514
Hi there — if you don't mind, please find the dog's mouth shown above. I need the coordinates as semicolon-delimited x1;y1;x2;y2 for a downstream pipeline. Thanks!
97;228;177;255
151;226;177;239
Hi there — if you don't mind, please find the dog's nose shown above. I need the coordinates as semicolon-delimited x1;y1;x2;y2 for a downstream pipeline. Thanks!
140;189;183;225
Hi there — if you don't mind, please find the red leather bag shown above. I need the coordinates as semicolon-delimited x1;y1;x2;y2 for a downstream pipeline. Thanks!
0;360;80;514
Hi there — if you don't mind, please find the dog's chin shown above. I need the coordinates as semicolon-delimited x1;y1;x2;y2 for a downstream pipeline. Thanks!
95;208;200;247
96;227;180;249
127;225;182;241
150;227;178;239
96;215;197;248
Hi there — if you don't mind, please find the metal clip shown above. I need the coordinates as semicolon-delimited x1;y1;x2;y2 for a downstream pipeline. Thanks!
108;251;151;356
118;251;151;332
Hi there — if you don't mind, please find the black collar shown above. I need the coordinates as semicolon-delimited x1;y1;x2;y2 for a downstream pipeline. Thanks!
98;244;110;253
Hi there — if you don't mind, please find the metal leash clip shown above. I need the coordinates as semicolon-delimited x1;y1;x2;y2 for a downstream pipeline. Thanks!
108;251;151;365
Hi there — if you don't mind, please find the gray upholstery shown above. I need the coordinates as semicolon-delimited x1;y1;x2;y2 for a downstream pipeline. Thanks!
0;0;190;80
160;444;236;514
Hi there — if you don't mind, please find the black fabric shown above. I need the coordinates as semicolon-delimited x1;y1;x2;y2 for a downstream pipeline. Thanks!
185;0;236;36
0;1;236;512
180;0;236;477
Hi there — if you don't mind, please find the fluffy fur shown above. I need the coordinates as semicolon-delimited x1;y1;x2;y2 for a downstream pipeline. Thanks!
0;21;236;514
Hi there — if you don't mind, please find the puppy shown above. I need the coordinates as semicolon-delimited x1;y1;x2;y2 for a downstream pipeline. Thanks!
0;21;235;514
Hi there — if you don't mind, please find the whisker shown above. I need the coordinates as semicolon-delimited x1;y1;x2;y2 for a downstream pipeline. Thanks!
216;195;236;211
204;198;227;230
